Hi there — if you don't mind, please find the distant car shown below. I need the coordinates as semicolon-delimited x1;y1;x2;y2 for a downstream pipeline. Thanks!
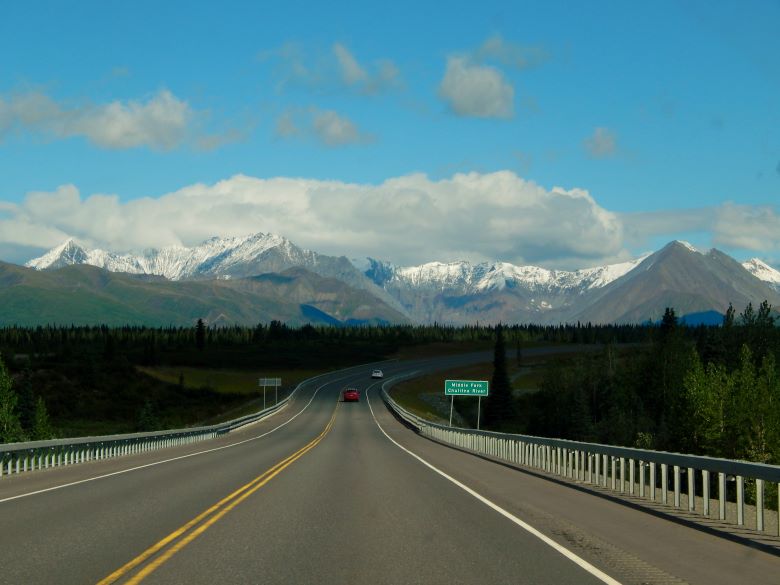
343;388;360;402
371;369;384;379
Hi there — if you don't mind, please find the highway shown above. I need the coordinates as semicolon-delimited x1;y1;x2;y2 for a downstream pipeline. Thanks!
1;350;778;584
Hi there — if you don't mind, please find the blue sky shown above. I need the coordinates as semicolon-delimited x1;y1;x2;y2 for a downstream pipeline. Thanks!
1;0;779;268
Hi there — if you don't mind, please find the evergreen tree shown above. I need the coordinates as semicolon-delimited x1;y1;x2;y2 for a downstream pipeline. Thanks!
16;364;36;433
31;396;54;440
483;325;514;429
195;319;206;352
0;355;24;443
137;400;160;431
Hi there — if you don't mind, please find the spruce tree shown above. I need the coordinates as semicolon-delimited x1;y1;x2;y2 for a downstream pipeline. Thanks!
0;355;24;443
484;324;514;429
195;319;206;351
31;396;54;440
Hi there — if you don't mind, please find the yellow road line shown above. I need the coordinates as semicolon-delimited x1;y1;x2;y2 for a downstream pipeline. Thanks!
98;404;339;585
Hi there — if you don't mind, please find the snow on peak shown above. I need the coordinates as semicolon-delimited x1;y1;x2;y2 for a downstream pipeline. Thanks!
25;232;299;280
387;255;647;293
743;258;780;285
25;238;87;270
672;240;699;253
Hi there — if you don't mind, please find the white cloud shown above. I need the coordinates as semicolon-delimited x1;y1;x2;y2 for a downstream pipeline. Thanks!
261;42;401;95
274;110;301;138
584;127;618;158
333;43;368;86
275;107;372;147
312;110;364;146
439;56;514;119
474;34;549;69
0;89;231;150
2;171;628;268
713;203;780;251
621;208;715;246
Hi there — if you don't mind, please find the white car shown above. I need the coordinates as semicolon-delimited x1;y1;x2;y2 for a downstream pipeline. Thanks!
371;369;384;379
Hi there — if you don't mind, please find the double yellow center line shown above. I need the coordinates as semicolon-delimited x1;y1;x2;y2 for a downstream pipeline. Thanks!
98;403;340;584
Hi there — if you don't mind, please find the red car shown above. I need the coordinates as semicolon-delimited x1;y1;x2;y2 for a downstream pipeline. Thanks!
343;388;360;402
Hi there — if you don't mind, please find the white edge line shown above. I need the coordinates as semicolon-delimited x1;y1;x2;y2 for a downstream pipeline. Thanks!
0;372;356;504
365;379;623;585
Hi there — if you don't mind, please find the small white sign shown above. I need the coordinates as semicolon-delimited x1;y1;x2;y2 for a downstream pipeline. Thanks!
258;378;282;387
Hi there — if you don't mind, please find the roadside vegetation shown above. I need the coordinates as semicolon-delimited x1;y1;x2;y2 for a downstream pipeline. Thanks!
391;302;780;471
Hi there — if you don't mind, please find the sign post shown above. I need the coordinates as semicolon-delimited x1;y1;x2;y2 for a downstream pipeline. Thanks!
444;380;489;429
258;377;282;407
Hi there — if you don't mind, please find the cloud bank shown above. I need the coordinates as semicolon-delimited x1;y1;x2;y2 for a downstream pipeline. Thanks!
3;172;776;268
2;172;626;267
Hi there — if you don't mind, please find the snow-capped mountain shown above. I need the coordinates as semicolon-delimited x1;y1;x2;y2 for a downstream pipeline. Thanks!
21;235;780;325
365;256;647;295
27;234;314;280
357;254;652;324
742;258;780;291
26;233;408;316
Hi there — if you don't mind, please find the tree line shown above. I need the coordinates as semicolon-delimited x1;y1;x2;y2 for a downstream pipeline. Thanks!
509;302;780;466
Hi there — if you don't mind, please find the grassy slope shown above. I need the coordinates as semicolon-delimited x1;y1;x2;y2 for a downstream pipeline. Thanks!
389;349;581;426
137;366;327;395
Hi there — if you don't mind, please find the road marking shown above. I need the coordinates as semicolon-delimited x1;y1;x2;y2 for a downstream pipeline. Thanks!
365;382;623;585
97;402;339;585
0;373;354;505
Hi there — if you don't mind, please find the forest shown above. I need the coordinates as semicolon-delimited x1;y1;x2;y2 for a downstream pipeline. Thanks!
507;302;780;466
0;306;777;472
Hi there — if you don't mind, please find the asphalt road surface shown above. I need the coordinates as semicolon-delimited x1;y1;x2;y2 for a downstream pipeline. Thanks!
1;349;778;584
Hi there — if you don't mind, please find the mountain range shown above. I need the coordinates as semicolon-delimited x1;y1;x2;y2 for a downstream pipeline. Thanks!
3;233;779;326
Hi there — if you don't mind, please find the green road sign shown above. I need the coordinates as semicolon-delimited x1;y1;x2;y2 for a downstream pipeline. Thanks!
444;379;489;396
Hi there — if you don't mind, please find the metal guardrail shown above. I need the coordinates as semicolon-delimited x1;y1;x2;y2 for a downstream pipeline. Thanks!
381;376;780;537
0;394;290;479
0;362;369;479
0;360;395;479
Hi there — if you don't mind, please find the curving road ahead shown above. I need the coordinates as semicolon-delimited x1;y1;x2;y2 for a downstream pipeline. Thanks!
1;350;778;585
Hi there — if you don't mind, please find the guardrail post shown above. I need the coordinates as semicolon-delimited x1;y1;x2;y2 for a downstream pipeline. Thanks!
611;457;617;490
587;453;592;483
602;454;608;487
639;461;645;498
650;462;656;501
702;470;710;516
629;459;635;495
718;472;726;520
688;467;695;512
756;479;764;532
594;453;600;484
620;457;626;492
736;476;744;526
661;464;668;505
674;465;681;507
